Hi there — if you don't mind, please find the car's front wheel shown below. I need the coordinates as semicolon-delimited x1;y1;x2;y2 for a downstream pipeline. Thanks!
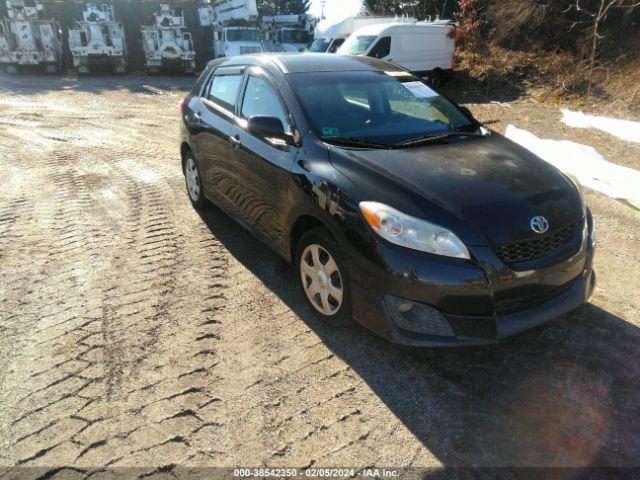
183;152;208;210
296;227;352;325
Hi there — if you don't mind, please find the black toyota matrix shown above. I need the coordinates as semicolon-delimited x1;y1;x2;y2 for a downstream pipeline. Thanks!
179;53;596;347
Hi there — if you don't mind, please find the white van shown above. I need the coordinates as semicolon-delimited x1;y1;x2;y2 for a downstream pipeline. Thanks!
337;21;455;85
308;16;401;53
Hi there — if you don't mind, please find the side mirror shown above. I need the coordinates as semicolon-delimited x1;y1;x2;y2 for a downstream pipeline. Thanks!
247;115;293;145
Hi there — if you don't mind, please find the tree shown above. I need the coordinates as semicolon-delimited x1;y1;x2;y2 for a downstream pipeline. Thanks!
573;0;640;96
257;0;311;16
363;0;455;19
281;0;311;14
454;0;483;53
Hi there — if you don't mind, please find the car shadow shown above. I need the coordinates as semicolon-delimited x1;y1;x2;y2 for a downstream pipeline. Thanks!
197;205;640;467
441;69;526;105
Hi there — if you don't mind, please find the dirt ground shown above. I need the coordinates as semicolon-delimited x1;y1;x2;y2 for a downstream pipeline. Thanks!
0;73;639;477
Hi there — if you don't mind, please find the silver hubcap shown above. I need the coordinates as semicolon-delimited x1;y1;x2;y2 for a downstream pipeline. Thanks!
185;157;200;202
300;244;343;316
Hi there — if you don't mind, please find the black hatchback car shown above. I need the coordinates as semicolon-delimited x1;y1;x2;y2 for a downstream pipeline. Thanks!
179;53;596;347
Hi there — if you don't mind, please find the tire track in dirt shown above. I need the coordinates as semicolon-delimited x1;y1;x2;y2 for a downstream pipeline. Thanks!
0;78;231;472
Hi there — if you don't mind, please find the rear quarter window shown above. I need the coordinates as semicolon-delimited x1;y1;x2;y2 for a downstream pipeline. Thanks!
191;65;213;96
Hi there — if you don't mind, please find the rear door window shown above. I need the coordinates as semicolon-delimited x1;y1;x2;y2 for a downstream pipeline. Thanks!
206;71;244;111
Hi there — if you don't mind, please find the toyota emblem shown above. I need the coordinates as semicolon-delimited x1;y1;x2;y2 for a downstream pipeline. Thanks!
530;216;549;234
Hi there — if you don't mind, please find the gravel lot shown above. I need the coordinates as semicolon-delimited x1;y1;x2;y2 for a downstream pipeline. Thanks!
0;74;639;476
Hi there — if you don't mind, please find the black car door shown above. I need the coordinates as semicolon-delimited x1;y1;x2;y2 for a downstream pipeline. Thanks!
190;65;245;206
227;67;300;249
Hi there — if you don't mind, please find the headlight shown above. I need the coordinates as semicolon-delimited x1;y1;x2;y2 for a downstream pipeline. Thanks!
582;211;596;249
359;201;470;259
566;173;584;204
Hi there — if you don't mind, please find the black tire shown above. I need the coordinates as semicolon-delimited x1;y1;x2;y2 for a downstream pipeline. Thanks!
183;150;209;210
295;226;352;327
429;69;443;88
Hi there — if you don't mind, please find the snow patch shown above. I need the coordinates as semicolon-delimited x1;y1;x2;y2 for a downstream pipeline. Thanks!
561;109;640;143
505;125;640;209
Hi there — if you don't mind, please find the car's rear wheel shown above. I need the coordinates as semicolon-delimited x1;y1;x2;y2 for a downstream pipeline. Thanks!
296;227;351;325
429;69;443;88
183;152;208;209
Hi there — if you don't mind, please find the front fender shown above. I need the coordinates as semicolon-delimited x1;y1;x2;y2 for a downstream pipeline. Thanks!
284;139;371;262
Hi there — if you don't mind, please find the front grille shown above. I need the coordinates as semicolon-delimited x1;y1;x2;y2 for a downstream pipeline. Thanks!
493;223;576;265
494;277;578;314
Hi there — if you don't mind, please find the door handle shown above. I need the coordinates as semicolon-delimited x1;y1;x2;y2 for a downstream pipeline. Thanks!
228;135;241;149
193;111;202;121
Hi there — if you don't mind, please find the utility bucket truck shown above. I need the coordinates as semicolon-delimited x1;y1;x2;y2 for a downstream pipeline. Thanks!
198;0;263;58
262;14;312;52
68;3;127;74
0;0;63;73
141;4;195;73
308;15;400;53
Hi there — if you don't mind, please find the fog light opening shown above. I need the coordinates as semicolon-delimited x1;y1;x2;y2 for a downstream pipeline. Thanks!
384;295;454;337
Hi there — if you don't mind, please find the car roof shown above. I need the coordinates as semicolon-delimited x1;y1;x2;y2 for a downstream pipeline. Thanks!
207;53;405;74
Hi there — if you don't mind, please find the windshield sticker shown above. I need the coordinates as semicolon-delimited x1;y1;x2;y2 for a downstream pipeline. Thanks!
402;81;439;99
322;127;339;136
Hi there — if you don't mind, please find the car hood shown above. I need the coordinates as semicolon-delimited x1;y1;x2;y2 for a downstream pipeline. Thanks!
328;133;583;245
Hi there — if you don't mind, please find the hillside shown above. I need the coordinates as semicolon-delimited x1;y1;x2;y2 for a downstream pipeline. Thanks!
453;0;640;114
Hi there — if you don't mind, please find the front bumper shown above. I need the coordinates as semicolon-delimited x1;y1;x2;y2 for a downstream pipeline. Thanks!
146;56;196;70
1;50;58;65
347;229;595;347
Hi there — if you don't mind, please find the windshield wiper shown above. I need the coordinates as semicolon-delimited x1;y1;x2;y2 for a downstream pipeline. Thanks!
395;131;487;148
321;136;389;149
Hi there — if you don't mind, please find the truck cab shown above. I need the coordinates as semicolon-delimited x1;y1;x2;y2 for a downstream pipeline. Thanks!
262;14;312;53
271;27;311;52
197;0;264;59
214;26;263;57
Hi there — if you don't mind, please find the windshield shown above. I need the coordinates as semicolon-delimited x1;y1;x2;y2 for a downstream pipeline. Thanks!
288;71;475;147
282;29;311;44
308;38;330;52
226;29;261;42
341;35;376;55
